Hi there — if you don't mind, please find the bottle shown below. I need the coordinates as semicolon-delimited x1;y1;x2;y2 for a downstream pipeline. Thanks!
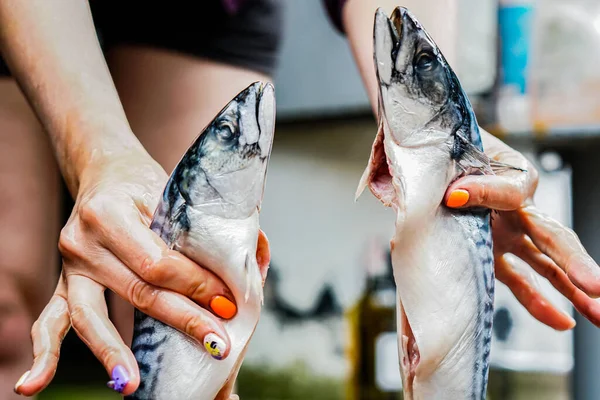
346;241;402;400
495;0;536;134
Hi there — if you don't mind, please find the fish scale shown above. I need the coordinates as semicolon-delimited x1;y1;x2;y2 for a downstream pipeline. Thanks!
455;210;495;399
126;177;192;399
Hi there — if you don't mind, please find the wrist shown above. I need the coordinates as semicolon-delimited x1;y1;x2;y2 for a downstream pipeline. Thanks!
51;112;147;195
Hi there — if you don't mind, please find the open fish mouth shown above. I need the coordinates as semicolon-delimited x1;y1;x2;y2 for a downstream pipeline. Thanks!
355;126;400;209
366;129;396;206
256;82;275;160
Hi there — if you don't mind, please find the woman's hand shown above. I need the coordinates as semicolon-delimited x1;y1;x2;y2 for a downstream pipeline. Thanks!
14;149;239;397
444;130;600;331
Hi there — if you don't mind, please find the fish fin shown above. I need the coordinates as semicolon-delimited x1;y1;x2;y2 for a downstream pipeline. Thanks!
490;159;527;174
256;229;271;283
355;166;371;201
455;132;526;177
162;202;188;249
244;252;264;304
355;122;385;201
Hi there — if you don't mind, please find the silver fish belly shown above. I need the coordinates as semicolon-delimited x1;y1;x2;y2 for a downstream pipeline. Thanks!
355;7;511;400
126;81;275;400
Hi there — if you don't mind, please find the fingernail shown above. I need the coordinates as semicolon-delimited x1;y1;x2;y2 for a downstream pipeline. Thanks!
210;295;237;319
447;189;470;208
107;365;130;393
204;333;226;360
14;370;30;393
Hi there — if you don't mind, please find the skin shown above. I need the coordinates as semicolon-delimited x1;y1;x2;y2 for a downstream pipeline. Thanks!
0;80;60;400
0;0;597;398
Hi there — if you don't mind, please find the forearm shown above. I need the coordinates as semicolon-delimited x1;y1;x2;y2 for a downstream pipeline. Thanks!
0;0;144;194
341;0;459;115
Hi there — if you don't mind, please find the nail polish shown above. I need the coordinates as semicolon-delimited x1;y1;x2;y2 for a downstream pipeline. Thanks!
210;295;237;319
447;189;469;208
107;365;130;393
204;333;226;360
14;370;30;393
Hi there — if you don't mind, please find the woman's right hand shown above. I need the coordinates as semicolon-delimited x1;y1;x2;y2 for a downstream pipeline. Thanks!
14;149;239;397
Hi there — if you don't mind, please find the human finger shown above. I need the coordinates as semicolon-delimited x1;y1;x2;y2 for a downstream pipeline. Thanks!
60;225;233;360
105;264;232;361
81;200;238;320
66;274;140;395
495;254;575;331
515;237;600;327
445;175;529;210
14;277;71;397
445;143;533;211
132;250;238;320
520;205;600;297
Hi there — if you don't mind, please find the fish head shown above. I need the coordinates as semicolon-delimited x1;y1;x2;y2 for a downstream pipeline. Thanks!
357;7;483;224
375;6;453;142
173;81;276;220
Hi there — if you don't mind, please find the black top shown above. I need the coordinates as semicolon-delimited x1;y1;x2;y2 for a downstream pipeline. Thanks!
0;0;348;78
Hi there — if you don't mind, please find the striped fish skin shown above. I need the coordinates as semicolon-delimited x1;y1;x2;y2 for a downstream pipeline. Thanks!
126;81;275;400
356;7;495;400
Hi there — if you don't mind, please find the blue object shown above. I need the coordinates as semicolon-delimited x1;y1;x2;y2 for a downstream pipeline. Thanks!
499;5;534;94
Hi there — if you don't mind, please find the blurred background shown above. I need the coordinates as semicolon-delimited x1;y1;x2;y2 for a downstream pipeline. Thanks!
37;0;600;399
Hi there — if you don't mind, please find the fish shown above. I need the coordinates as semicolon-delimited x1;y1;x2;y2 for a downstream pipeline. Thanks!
126;81;276;400
355;7;522;400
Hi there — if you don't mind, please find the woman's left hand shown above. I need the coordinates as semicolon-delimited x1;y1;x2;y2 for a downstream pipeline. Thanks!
444;129;600;330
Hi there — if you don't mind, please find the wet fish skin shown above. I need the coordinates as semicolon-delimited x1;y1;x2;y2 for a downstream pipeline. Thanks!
126;81;275;400
355;7;509;400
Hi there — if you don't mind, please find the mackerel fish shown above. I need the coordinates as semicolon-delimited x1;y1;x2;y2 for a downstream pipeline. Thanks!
356;7;519;400
127;81;275;400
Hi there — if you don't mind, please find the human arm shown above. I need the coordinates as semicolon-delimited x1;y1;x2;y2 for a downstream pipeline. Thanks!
0;1;238;396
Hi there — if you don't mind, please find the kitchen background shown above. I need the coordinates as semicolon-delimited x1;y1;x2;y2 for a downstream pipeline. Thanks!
39;0;600;399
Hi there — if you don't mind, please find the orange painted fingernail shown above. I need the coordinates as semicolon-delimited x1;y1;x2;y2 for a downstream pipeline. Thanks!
447;189;470;208
210;296;237;319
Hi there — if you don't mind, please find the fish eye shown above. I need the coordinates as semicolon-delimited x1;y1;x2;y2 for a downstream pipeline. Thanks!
216;121;236;142
415;51;437;72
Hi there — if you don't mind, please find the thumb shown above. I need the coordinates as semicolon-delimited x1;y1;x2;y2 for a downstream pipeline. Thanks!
444;174;528;211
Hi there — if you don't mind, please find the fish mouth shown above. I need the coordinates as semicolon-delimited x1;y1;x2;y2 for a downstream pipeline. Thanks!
254;81;275;211
390;6;404;46
256;82;276;160
370;131;396;206
356;123;400;210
